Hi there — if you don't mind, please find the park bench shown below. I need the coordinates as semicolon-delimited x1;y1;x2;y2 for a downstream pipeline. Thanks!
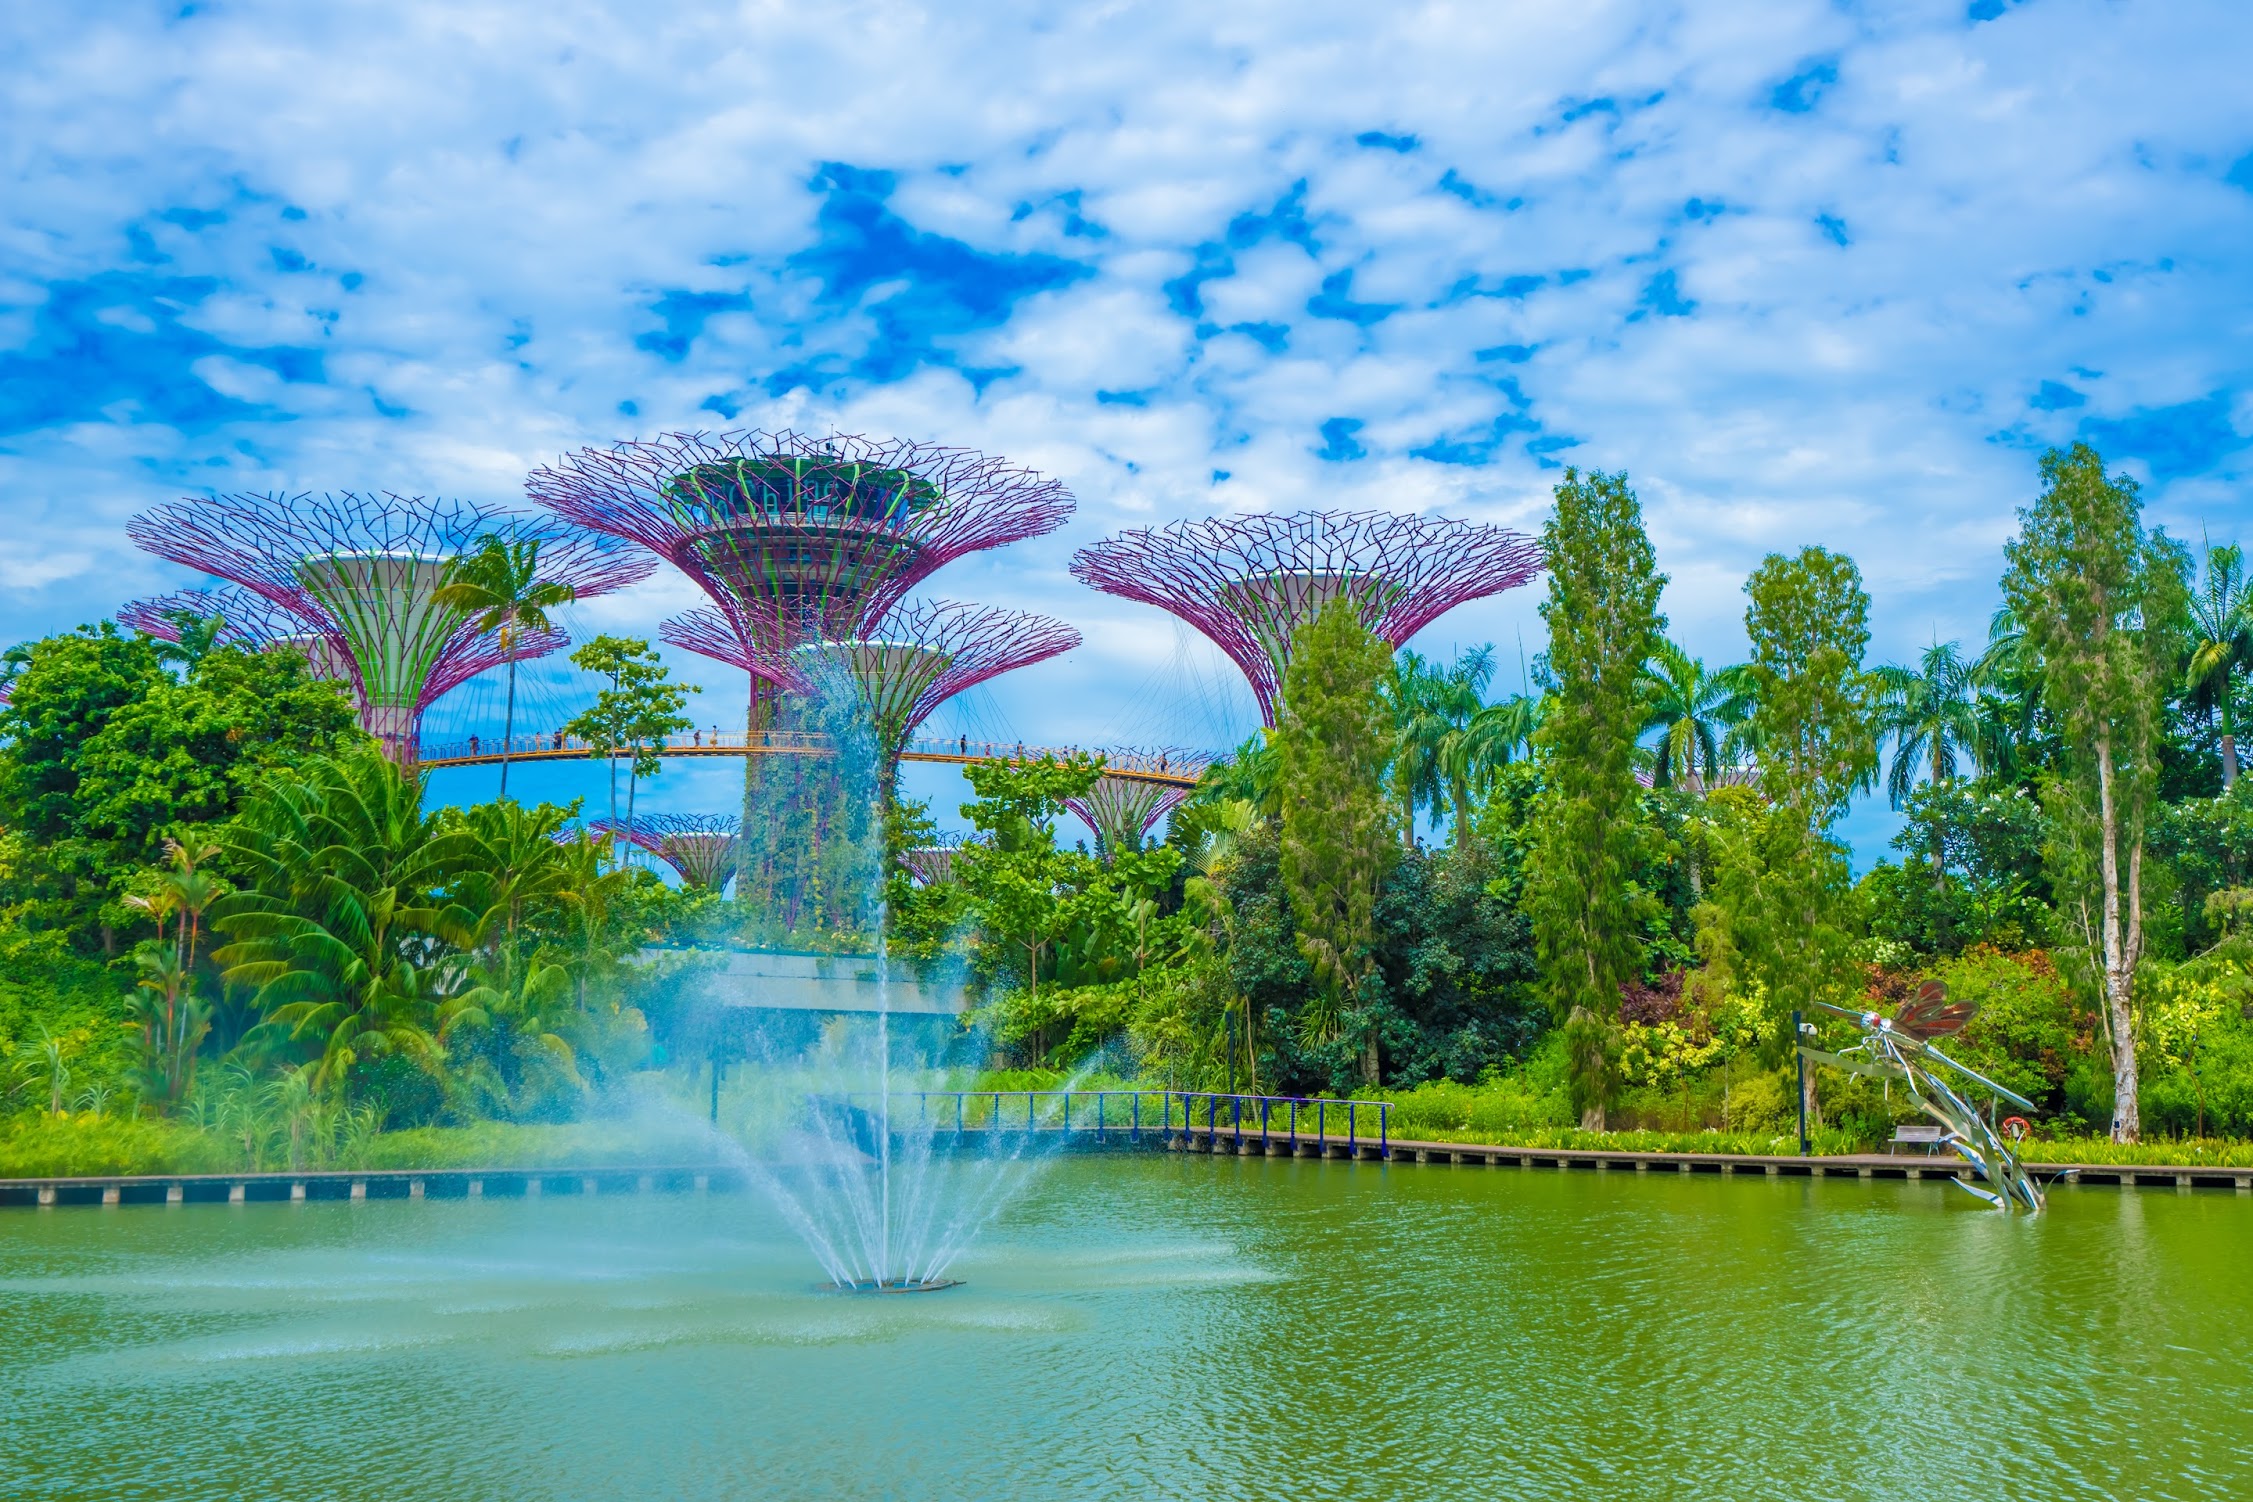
1889;1123;1947;1156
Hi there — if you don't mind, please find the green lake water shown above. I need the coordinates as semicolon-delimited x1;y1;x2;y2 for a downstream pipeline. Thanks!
2;1154;2248;1501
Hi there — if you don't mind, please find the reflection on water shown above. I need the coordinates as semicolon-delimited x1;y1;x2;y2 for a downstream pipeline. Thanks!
4;1157;2250;1501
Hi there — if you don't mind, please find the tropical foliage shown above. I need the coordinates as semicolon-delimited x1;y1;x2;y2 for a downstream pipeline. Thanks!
1;440;2249;1162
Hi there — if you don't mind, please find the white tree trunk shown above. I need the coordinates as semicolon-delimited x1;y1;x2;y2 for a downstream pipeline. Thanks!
2095;736;2139;1142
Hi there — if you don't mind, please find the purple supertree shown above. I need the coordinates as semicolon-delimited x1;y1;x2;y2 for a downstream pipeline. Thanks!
666;597;1080;787
1064;761;1196;857
589;813;741;889
900;832;972;887
524;430;1075;724
1071;510;1544;725
126;492;651;762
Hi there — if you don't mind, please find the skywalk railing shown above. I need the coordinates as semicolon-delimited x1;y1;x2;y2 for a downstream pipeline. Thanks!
415;731;1207;785
813;1089;1392;1159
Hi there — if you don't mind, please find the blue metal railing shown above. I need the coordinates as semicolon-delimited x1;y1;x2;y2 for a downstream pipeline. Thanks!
812;1089;1390;1160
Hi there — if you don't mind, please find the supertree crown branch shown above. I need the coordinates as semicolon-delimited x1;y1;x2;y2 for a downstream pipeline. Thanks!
1071;509;1544;724
527;429;1074;655
758;598;1079;765
1064;769;1195;857
590;813;741;889
118;584;352;681
126;491;650;760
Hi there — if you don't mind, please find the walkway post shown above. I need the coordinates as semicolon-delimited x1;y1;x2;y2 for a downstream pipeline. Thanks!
1793;1009;1810;1157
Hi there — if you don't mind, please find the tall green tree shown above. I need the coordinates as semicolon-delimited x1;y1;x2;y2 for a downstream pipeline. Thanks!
1733;546;1876;1131
955;755;1105;1008
433;534;579;799
1275;596;1398;1084
2184;537;2249;788
1522;470;1667;1128
562;637;696;857
0;625;363;950
2002;443;2190;1142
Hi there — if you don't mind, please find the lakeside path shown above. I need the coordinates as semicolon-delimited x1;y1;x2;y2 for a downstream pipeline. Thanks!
6;1127;2250;1206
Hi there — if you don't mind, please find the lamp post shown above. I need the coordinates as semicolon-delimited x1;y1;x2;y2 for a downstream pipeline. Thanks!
1793;1009;1810;1157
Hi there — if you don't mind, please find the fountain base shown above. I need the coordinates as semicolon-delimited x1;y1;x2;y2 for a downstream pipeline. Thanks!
820;1278;965;1295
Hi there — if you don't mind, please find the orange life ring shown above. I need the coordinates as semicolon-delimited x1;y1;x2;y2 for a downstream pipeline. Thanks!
2001;1116;2030;1142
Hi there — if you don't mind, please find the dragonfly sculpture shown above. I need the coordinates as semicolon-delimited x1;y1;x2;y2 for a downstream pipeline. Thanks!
1799;980;2046;1213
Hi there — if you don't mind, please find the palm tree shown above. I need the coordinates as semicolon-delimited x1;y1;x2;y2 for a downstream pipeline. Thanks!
1873;640;1985;805
1439;693;1541;841
2185;537;2250;788
433;535;577;800
1637;642;1754;791
1874;639;1982;806
1972;606;2044;779
1194;732;1282;817
1872;640;1987;885
213;752;480;1091
1392;646;1493;844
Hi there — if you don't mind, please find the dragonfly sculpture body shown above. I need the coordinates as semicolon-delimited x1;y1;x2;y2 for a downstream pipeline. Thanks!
1799;980;2046;1213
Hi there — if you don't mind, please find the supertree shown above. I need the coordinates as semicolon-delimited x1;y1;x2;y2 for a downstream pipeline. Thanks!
530;430;1071;938
1063;764;1195;858
118;583;356;682
1071;511;1544;725
667;597;1081;790
525;429;1074;715
126;492;651;762
900;832;971;887
589;813;741;890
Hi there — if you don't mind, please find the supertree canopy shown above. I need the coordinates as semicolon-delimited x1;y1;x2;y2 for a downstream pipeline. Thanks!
526;430;1074;693
666;597;1080;778
126;492;650;762
1064;768;1194;858
589;813;741;890
1071;510;1544;724
900;832;972;887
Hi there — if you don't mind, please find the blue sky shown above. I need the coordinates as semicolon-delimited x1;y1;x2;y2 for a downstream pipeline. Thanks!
2;0;2250;859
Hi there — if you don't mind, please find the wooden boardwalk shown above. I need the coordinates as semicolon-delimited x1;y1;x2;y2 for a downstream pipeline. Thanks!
3;1127;2247;1207
1162;1122;2253;1191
